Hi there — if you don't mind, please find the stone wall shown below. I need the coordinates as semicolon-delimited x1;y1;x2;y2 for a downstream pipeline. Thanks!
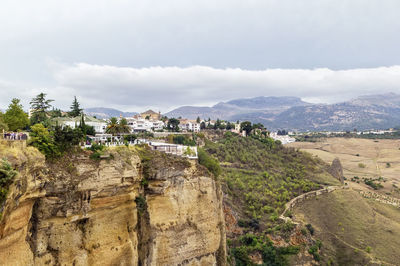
281;186;344;221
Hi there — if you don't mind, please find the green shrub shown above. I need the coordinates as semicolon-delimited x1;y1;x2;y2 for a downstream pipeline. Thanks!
89;152;102;160
0;159;18;214
198;148;221;178
308;240;322;261
364;178;384;190
28;124;60;158
135;195;147;215
306;224;315;235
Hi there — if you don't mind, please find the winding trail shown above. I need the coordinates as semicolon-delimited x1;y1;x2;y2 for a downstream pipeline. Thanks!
279;185;345;223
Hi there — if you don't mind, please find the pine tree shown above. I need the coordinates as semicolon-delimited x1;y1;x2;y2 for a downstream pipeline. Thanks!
30;93;53;125
69;96;83;117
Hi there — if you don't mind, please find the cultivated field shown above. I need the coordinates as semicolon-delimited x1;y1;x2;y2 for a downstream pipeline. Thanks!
288;138;400;196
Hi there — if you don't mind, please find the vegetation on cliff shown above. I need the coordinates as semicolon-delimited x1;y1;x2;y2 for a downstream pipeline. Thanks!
0;158;18;217
203;132;337;264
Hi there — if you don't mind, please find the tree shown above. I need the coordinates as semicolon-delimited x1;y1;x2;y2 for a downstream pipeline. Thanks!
84;125;96;136
28;124;59;158
79;113;86;135
69;96;83;117
252;123;265;130
49;108;62;118
196;116;201;123
0;112;9;132
200;121;206;130
3;99;29;131
30;93;53;125
119;118;131;134
277;130;287;136
214;119;222;130
53;125;84;153
106;117;119;135
240;121;252;135
105;117;131;135
167;118;180;131
161;116;168;122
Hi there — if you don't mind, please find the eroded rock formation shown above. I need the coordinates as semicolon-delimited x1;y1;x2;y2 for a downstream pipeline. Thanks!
0;144;226;265
328;158;344;184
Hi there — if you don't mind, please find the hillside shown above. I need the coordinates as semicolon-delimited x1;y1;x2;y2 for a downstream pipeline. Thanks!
165;96;310;121
202;133;341;264
166;93;400;131
293;189;400;265
201;133;400;265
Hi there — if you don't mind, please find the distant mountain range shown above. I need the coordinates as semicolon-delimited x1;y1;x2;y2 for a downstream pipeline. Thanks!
84;107;138;119
165;96;310;121
165;93;400;131
83;93;400;131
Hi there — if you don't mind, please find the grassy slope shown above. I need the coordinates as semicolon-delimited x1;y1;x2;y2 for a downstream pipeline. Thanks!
205;134;340;223
293;189;400;265
203;133;340;264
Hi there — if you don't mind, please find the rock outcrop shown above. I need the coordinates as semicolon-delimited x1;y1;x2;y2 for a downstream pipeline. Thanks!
328;158;344;184
0;143;226;265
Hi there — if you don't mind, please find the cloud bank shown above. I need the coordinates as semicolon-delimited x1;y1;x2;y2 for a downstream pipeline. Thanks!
44;63;400;112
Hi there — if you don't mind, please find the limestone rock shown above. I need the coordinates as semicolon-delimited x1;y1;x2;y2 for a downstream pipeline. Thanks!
0;146;226;265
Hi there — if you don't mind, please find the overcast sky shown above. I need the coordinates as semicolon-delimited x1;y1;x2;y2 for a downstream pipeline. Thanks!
1;0;400;112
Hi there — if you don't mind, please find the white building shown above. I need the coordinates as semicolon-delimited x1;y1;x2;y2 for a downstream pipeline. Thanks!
53;116;107;134
270;132;296;144
126;117;165;132
179;120;201;132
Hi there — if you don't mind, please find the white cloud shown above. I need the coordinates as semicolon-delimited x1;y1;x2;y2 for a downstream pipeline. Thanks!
47;63;400;112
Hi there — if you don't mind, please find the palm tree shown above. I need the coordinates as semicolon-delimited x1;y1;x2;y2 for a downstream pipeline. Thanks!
106;117;119;135
106;117;131;135
119;118;131;134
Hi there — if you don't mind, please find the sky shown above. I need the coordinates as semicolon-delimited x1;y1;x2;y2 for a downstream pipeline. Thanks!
1;0;400;112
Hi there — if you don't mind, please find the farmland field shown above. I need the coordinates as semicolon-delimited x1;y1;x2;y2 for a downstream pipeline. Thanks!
288;138;400;197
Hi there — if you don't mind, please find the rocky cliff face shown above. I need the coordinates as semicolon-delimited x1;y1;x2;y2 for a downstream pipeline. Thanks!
0;143;226;265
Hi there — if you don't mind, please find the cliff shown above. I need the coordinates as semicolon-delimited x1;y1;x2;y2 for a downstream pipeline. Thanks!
0;142;226;265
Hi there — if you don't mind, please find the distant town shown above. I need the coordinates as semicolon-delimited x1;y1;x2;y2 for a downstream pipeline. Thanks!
2;94;400;149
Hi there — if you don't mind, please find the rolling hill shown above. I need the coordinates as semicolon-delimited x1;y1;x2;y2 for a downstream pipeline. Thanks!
165;93;400;131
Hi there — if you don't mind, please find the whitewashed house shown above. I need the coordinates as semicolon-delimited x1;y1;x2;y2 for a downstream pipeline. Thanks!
126;117;165;132
179;119;201;132
53;116;107;134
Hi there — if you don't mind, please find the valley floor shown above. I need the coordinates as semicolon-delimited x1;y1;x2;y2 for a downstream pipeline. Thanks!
288;138;400;198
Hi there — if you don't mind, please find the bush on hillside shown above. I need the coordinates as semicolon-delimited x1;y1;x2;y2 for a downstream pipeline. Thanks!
0;159;18;216
198;148;221;178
